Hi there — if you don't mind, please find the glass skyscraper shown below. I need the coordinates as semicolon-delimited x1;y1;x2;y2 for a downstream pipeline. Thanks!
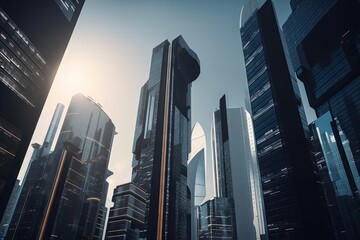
55;93;116;239
0;179;20;239
105;182;147;240
6;94;116;240
198;197;234;239
211;95;267;240
283;1;360;238
0;1;85;218
131;35;200;239
6;142;85;240
309;113;360;239
240;1;332;239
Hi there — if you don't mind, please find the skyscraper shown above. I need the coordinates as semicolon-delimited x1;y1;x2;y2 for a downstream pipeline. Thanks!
309;113;360;239
6;94;116;240
187;122;206;240
131;35;200;239
0;0;85;218
211;95;267;240
55;93;116;239
0;179;20;239
6;103;66;239
6;142;84;240
239;106;268;240
40;103;64;157
198;197;234;239
105;182;147;240
283;2;360;238
240;1;332;239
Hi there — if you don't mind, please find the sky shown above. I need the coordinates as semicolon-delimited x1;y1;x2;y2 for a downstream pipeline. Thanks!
18;0;316;208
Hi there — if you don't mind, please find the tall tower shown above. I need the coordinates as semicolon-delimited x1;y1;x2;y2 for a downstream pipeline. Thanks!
6;94;115;240
105;182;147;240
0;179;20;239
210;95;267;240
309;113;360;239
131;35;200;239
21;103;64;189
283;1;360;238
240;1;332;239
41;103;64;157
55;93;116;239
0;1;85;217
6;141;84;240
187;122;206;240
6;103;65;239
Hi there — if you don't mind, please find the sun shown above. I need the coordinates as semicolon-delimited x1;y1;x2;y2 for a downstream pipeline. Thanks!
59;66;86;93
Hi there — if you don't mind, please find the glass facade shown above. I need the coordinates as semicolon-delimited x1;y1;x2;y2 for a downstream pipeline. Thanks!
131;36;200;239
41;103;64;157
284;1;360;238
211;95;267;240
198;197;235;239
0;0;85;218
93;205;107;240
0;8;48;107
240;107;268;240
309;112;360;239
240;1;332;239
211;97;237;239
54;0;77;21
6;144;84;240
0;179;20;239
4;103;64;239
6;94;115;240
283;0;337;74
105;182;147;240
55;94;116;239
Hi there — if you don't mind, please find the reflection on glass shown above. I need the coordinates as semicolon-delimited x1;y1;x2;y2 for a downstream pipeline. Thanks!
311;111;360;239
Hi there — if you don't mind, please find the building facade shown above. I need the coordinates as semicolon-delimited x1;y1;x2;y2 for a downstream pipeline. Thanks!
105;182;147;240
240;1;332;239
309;113;360;239
239;106;268;240
0;1;85;217
55;93;116;239
187;122;206;240
6;103;65;239
211;95;267;240
0;179;20;239
283;2;360;238
131;35;200;239
6;94;115;240
6;142;84;240
198;197;234;239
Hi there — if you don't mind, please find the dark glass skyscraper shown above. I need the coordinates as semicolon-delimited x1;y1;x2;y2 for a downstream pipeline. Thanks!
0;0;85;218
6;142;84;240
0;179;20;239
309;113;360;239
240;1;332;239
198;197;234;239
55;93;116;239
6;94;115;240
105;182;147;240
131;35;200;239
6;103;66;239
283;2;360;239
